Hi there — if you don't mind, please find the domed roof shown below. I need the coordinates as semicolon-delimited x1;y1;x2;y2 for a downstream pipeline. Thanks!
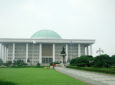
31;30;62;39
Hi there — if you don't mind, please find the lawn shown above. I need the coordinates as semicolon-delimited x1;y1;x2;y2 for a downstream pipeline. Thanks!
0;68;88;85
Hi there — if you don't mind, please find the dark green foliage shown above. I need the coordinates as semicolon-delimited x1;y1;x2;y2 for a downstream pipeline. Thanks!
36;62;40;67
111;55;115;66
0;59;3;66
70;58;77;66
0;80;17;85
70;55;94;67
4;61;12;67
50;62;60;66
93;54;111;67
70;54;113;68
67;66;115;75
13;60;27;67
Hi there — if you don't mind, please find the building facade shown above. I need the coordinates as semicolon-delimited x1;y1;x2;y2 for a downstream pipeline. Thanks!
0;30;95;65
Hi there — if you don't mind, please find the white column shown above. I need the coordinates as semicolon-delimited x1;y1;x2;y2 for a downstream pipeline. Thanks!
4;47;6;63
78;44;81;57
39;43;42;64
0;44;1;59
1;44;4;61
65;44;68;63
53;44;55;62
5;47;8;63
85;47;87;55
87;46;89;55
12;43;15;63
26;43;28;63
90;45;92;55
2;45;5;62
6;48;8;62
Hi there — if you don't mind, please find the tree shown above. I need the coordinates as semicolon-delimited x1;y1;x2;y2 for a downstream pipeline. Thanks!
70;58;77;66
0;59;3;66
76;56;93;67
93;54;112;67
111;55;115;66
70;55;94;67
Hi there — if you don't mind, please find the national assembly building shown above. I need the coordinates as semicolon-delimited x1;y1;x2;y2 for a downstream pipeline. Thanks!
0;30;95;65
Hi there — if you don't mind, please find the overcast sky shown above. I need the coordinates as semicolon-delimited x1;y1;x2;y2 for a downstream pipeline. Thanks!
0;0;115;56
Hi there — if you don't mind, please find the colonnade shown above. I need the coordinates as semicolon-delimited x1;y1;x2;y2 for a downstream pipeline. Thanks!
0;43;93;64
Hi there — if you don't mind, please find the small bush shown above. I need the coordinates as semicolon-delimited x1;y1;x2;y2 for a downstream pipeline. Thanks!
50;62;60;66
70;55;94;67
13;60;27;67
0;80;17;85
93;54;112;68
0;59;3;66
4;61;12;67
36;62;40;67
111;55;115;66
70;58;77;66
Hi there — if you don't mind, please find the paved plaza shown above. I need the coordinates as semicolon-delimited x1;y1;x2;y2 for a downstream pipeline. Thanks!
55;67;115;85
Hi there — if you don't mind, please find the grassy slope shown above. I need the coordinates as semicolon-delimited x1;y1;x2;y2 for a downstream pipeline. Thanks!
0;68;88;85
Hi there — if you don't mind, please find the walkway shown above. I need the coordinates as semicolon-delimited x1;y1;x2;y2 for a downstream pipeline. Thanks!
55;67;115;85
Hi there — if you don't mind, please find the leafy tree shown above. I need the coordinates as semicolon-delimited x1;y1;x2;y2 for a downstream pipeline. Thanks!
76;57;88;67
70;58;77;66
93;54;112;67
70;55;94;67
0;59;3;66
111;55;115;65
76;56;93;67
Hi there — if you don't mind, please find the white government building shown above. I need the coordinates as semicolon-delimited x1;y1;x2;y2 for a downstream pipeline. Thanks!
0;30;95;65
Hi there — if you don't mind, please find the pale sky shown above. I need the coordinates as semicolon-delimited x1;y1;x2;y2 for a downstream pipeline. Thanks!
0;0;115;56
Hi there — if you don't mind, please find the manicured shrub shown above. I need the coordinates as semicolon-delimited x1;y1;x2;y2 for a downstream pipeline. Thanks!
66;66;115;74
76;56;92;67
50;62;60;66
70;55;94;67
4;61;12;67
0;80;17;85
70;58;77;66
111;55;115;66
0;59;3;66
93;54;112;68
13;60;27;67
36;62;40;67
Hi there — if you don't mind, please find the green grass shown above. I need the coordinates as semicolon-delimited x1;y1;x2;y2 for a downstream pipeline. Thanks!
0;68;88;85
67;66;115;75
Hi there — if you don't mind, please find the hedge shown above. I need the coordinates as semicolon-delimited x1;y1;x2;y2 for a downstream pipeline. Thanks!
66;66;115;75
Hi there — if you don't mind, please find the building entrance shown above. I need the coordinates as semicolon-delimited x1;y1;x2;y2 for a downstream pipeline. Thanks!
42;58;52;64
42;44;53;64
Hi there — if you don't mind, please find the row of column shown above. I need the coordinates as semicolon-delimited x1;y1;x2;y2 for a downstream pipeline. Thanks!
0;43;92;63
0;44;8;63
25;43;69;64
11;43;42;63
38;43;69;64
85;45;92;56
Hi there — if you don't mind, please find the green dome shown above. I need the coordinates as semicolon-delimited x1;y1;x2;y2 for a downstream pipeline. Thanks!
31;30;62;39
